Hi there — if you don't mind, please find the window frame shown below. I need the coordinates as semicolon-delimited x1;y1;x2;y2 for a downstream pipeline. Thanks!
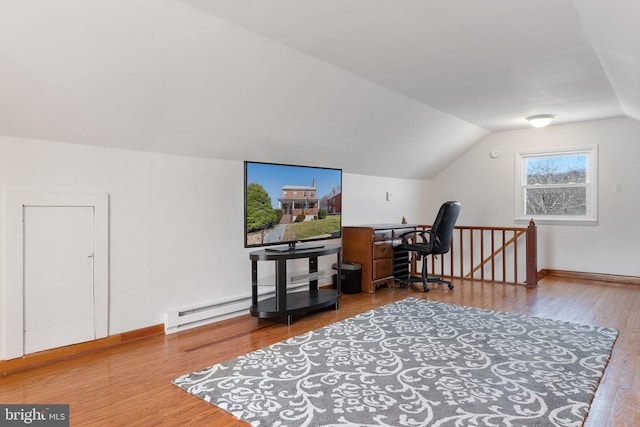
515;146;598;225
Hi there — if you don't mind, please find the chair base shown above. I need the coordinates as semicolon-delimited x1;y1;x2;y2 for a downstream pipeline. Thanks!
398;276;454;292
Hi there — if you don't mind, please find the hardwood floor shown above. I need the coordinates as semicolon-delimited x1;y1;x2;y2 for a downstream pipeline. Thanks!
1;276;638;426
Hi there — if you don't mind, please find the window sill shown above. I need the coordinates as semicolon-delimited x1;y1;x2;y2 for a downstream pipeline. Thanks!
515;217;598;226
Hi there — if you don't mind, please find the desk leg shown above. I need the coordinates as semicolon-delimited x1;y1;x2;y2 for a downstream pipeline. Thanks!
275;258;287;312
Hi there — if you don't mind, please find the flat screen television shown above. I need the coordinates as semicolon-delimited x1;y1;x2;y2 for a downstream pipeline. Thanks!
244;161;342;251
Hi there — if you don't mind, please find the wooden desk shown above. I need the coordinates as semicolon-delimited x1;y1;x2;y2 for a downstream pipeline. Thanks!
342;224;415;293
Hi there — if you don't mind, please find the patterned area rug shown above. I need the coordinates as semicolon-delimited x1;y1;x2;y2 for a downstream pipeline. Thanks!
173;298;618;426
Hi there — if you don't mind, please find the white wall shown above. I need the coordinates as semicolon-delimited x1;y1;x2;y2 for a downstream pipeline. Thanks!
0;135;427;343
342;173;431;226
0;135;246;335
428;117;640;276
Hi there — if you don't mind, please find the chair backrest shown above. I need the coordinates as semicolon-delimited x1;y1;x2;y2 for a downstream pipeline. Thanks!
429;201;461;255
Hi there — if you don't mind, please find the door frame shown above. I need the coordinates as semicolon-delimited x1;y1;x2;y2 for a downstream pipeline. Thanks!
2;192;109;360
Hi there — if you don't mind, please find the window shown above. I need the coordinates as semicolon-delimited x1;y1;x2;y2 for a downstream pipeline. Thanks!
515;146;597;224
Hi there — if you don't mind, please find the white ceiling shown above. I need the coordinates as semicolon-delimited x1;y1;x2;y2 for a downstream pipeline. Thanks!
0;0;638;179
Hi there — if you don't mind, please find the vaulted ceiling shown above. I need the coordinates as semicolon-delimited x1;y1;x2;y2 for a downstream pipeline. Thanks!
1;1;638;179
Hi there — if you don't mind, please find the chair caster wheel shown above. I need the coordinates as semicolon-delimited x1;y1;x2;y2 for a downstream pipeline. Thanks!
423;287;430;292
448;284;454;290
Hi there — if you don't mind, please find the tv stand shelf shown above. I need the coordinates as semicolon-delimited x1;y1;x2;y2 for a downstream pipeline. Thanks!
249;244;342;325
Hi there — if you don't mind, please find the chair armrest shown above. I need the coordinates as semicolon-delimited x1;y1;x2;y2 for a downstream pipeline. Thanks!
396;229;430;245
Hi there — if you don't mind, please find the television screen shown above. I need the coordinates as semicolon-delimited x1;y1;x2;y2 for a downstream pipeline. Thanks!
244;161;342;250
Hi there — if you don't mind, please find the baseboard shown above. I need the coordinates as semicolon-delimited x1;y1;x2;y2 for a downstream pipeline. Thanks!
539;269;640;285
1;324;164;376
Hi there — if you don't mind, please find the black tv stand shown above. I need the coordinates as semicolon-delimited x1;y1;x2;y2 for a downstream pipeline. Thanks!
264;242;325;252
249;244;341;325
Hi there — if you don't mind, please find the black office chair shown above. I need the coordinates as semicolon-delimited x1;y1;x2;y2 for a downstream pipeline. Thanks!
397;201;461;292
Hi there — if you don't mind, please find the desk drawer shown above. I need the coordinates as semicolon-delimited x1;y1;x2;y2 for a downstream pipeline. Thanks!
373;241;393;259
373;230;392;241
373;258;393;279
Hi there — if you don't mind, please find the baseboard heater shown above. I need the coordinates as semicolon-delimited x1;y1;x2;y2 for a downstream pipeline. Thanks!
163;295;252;334
163;284;310;334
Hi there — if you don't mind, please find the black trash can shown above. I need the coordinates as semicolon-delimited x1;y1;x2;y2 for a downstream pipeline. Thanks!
333;262;362;294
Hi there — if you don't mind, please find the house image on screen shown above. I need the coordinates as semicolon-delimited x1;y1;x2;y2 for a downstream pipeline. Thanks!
326;187;342;215
278;179;319;224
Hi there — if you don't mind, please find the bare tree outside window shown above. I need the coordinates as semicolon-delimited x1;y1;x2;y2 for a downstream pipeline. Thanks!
525;155;587;215
516;147;597;223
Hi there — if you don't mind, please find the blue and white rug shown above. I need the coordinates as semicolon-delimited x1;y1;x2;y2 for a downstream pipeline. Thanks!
173;298;618;426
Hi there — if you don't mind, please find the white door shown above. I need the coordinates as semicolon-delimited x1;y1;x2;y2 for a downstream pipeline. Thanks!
23;206;96;354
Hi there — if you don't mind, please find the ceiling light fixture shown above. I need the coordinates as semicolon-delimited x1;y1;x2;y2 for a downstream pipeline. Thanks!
526;114;555;128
